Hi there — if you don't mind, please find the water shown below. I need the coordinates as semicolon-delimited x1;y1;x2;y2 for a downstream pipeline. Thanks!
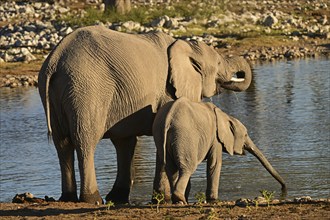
0;58;329;203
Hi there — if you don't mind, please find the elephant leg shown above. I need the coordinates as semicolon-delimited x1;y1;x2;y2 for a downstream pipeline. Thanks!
164;160;179;203
152;152;171;203
55;139;78;202
172;171;192;204
206;146;222;202
106;136;137;204
76;144;103;204
185;178;191;203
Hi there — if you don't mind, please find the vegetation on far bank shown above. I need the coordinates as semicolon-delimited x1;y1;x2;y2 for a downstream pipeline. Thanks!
60;0;329;38
46;0;330;58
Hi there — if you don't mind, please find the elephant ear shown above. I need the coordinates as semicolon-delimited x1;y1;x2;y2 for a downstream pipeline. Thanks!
214;108;234;155
229;116;245;155
215;109;245;155
168;40;203;101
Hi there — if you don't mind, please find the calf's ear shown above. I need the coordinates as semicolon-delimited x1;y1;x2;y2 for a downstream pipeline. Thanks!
214;108;234;155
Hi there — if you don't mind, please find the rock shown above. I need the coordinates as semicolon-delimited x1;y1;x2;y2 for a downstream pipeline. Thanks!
291;36;299;41
58;7;69;14
294;196;312;203
14;39;23;47
164;17;179;29
12;192;45;204
24;24;37;32
10;82;18;88
34;2;42;10
324;32;330;39
291;30;300;36
122;21;141;31
235;198;253;207
20;48;30;56
59;26;73;36
23;53;37;62
150;16;167;27
263;14;278;27
4;53;14;62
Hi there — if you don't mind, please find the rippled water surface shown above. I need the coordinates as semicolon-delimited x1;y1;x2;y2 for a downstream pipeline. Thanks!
1;58;329;203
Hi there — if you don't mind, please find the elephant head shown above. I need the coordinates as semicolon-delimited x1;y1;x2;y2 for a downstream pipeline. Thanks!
214;108;286;190
168;40;252;101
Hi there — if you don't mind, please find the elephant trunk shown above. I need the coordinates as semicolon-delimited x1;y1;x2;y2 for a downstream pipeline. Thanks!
245;137;286;190
220;56;252;92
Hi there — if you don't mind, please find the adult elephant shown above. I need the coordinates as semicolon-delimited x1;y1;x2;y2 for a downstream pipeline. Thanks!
38;25;252;204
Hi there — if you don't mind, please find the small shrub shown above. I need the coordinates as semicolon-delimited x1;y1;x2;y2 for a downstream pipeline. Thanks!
152;191;165;213
194;191;206;213
195;191;206;205
106;200;115;210
260;189;275;207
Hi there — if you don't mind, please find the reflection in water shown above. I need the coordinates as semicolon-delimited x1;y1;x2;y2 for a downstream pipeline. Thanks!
0;58;329;203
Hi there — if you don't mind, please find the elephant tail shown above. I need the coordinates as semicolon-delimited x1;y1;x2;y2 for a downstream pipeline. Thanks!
162;102;177;166
162;121;170;166
38;44;62;143
45;75;52;142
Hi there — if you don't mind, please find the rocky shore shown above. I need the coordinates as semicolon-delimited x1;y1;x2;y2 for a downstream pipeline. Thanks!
1;74;38;88
0;0;329;88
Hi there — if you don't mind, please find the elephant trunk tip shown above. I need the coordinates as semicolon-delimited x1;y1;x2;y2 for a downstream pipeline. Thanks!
277;176;287;193
280;185;288;199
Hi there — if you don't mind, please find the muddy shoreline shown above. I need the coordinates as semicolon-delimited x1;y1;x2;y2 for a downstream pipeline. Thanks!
1;198;329;219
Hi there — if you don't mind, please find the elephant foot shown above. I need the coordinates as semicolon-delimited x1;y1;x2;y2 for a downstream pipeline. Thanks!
80;190;103;205
172;192;187;205
59;192;78;202
106;187;130;204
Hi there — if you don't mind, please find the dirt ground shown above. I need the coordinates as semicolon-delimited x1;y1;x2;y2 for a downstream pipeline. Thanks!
1;199;330;220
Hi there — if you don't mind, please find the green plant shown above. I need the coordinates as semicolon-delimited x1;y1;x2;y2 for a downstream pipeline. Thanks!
244;198;252;211
152;191;165;213
58;0;229;29
254;198;259;209
260;190;275;207
195;191;206;205
194;191;206;213
206;208;217;219
106;200;115;210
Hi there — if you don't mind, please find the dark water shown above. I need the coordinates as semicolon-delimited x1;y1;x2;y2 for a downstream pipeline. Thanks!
0;58;329;203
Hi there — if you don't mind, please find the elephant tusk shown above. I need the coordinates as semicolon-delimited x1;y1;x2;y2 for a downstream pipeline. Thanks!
230;77;245;82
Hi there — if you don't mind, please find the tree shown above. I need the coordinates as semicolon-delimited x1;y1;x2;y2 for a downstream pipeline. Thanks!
103;0;131;14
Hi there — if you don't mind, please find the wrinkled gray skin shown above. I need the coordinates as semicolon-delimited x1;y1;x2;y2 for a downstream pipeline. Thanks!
152;97;286;204
38;25;252;204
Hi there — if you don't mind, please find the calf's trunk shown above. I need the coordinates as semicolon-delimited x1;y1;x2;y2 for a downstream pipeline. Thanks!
244;137;286;190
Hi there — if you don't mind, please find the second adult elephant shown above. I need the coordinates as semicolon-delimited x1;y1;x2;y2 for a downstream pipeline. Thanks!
152;97;286;204
38;26;252;204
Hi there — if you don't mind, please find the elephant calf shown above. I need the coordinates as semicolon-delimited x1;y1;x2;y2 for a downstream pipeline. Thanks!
152;97;286;204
